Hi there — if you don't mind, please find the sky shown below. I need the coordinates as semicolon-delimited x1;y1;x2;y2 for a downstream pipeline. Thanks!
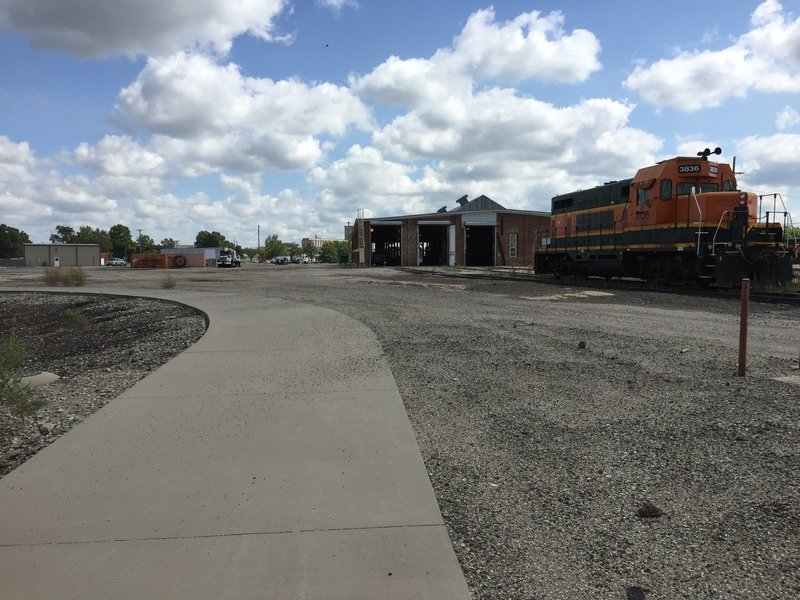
1;0;799;247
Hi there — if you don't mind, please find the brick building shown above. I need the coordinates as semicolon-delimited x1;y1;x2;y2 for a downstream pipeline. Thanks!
349;195;549;267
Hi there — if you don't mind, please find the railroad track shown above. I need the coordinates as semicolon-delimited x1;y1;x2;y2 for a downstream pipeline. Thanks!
396;266;800;306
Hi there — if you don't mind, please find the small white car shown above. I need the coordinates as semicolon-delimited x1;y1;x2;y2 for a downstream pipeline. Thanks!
106;258;127;267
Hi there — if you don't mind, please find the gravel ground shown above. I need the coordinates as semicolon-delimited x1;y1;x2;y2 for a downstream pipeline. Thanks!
1;265;798;599
0;292;206;477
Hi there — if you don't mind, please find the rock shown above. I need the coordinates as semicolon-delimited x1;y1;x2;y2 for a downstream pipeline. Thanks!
578;341;586;349
626;586;651;600
637;502;665;518
38;422;56;436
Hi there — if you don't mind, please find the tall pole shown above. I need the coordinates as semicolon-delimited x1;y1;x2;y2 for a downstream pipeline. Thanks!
738;278;750;377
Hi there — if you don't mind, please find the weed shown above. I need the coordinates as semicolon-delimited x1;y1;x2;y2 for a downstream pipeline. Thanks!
160;274;177;289
64;267;87;286
41;266;87;287
0;331;43;419
42;267;62;285
64;308;90;331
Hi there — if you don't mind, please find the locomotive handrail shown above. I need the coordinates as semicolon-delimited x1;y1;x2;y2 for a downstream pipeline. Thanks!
758;193;796;249
710;211;733;255
690;189;704;256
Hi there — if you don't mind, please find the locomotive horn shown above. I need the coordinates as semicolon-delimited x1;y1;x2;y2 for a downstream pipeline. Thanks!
697;147;722;161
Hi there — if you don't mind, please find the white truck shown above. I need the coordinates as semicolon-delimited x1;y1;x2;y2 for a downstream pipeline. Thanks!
216;247;241;268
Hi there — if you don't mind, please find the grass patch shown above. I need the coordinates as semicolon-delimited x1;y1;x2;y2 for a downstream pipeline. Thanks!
41;266;87;287
42;267;62;285
64;308;90;331
63;267;87;286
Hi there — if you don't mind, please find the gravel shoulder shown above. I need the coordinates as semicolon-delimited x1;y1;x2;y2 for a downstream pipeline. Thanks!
1;266;798;600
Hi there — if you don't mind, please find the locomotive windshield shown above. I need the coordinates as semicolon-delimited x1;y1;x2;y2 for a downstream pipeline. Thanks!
676;181;720;195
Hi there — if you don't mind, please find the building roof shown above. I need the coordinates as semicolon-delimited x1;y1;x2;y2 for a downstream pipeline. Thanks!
450;194;506;212
368;195;546;223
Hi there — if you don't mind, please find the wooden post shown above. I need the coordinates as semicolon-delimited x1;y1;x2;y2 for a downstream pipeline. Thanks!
738;278;750;377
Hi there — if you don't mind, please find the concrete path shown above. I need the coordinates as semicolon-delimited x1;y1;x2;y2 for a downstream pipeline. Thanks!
0;290;471;599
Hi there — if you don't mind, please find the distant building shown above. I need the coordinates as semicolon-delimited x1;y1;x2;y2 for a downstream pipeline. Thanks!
301;236;343;249
349;195;549;267
23;244;101;267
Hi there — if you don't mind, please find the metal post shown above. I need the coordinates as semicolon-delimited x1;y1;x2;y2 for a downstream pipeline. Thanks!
738;278;750;377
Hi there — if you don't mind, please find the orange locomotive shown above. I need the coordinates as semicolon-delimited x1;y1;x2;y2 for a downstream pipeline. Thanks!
534;148;796;286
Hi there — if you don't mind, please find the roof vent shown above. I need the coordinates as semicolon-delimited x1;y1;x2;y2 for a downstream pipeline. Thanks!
456;195;468;207
436;206;448;213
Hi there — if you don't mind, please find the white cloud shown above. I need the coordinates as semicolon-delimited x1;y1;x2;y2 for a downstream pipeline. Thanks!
0;137;121;239
316;0;358;14
115;52;373;174
337;6;646;216
624;0;800;110
351;7;601;107
309;88;662;216
449;8;601;84
776;105;800;129
735;133;800;187
73;135;165;177
0;0;291;58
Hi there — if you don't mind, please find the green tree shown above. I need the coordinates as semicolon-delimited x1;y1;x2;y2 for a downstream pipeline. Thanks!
195;230;230;248
160;238;178;249
49;225;76;244
263;234;286;259
73;226;112;254
286;242;300;259
109;224;135;259
319;240;349;263
302;240;319;262
240;247;266;262
138;234;156;253
0;224;31;258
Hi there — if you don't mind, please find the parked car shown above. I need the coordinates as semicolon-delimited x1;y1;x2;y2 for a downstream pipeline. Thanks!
106;258;127;267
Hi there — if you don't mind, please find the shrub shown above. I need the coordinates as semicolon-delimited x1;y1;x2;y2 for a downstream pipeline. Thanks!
0;331;43;419
160;274;177;289
64;308;90;331
42;267;62;285
64;267;87;286
41;266;87;287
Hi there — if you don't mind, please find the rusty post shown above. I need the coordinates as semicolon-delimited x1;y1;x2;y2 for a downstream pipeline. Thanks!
738;278;750;377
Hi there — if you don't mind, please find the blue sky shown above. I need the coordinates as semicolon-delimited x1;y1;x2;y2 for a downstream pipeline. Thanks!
1;0;798;247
